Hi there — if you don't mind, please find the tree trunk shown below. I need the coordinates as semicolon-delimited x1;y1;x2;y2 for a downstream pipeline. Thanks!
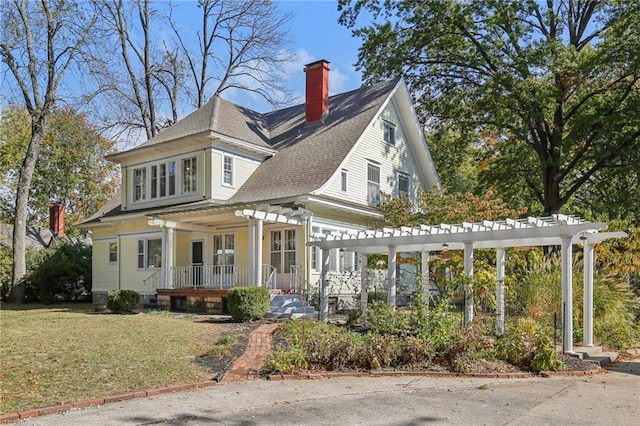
12;117;45;303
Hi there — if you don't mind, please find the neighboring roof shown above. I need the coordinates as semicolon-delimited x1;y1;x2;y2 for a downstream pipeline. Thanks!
89;78;405;221
0;224;91;249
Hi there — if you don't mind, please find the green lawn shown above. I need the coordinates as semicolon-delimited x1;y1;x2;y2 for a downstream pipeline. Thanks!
0;304;235;414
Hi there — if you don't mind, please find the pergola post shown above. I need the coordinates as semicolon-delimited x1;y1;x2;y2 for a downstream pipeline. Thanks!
360;253;368;318
583;242;594;347
496;248;505;336
561;236;574;353
421;251;430;306
320;249;330;322
255;219;263;286
388;246;397;309
248;220;255;285
464;242;474;324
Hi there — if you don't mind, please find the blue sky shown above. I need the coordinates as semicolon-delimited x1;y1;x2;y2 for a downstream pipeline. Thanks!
222;0;364;113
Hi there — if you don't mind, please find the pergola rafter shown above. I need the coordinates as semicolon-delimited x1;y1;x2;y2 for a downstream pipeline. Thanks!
308;214;627;354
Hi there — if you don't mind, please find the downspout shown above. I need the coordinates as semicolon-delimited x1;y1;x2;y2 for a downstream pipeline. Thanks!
117;234;121;290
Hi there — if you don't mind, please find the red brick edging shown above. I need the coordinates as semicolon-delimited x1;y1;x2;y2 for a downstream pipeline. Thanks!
0;381;217;424
267;367;604;381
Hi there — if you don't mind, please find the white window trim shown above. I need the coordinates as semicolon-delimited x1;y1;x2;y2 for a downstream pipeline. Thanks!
340;169;348;193
383;120;396;146
137;238;162;270
108;241;118;264
367;161;381;206
130;153;198;204
213;233;235;266
222;154;234;187
397;171;411;197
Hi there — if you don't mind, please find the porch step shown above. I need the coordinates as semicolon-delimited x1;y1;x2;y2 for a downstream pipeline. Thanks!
571;345;618;367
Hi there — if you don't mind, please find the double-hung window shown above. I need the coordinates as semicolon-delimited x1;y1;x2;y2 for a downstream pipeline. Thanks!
150;165;158;198
367;163;381;205
137;238;162;269
383;121;396;146
133;168;146;201
182;156;197;194
109;242;118;263
213;234;235;266
223;154;233;186
397;172;410;197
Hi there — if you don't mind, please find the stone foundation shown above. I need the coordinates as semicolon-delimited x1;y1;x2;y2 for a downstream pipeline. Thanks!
156;289;229;314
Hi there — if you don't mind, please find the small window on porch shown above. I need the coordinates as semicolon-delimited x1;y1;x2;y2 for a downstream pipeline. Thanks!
137;238;161;269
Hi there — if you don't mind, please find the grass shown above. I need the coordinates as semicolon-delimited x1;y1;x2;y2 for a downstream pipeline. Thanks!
0;303;240;414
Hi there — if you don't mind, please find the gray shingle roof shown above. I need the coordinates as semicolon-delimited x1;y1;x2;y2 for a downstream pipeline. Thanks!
87;79;399;221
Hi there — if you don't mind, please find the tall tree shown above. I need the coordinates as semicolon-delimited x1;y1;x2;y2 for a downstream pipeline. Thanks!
339;0;640;216
0;106;118;230
0;0;98;302
93;0;294;143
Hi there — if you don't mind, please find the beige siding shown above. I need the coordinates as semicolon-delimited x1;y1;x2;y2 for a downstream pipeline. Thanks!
118;232;163;292
92;240;118;292
123;150;206;211
320;99;422;205
211;150;260;200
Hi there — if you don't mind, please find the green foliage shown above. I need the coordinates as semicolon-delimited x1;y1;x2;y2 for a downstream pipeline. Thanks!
106;289;140;314
366;301;412;336
206;334;238;358
496;320;563;372
443;321;490;373
24;242;92;304
0;248;12;301
227;286;269;321
0;106;117;229
340;0;640;216
355;334;397;370
266;347;308;374
367;291;387;304
396;335;435;366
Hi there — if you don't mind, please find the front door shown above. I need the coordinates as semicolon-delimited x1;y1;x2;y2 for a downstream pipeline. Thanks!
270;229;296;289
191;240;203;286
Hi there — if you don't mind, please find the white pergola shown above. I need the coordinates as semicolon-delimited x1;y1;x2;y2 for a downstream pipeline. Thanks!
308;214;626;353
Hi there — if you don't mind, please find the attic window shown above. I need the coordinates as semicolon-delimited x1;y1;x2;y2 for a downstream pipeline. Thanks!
383;121;396;146
223;154;234;186
397;172;410;196
367;163;381;205
340;169;348;192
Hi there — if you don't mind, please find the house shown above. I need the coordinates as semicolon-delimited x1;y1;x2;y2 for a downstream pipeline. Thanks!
80;59;439;313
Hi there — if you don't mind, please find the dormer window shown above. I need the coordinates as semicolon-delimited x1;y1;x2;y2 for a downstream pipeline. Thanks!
130;155;196;203
383;121;396;146
340;169;348;192
133;168;146;201
182;156;197;193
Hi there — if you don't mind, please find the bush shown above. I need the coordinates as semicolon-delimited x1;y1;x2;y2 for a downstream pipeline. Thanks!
107;289;140;314
495;320;563;372
266;347;308;373
355;334;397;370
366;301;412;336
227;286;269;321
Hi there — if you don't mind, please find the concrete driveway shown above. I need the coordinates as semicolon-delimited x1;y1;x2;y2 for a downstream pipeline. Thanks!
12;362;639;425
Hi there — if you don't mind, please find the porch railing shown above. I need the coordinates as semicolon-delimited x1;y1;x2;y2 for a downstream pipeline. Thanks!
171;264;276;289
143;270;161;292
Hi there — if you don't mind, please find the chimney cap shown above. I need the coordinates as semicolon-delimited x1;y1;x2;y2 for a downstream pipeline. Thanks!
304;59;331;71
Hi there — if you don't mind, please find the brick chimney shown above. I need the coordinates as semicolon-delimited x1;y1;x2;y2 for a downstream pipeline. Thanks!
48;203;65;238
304;59;330;124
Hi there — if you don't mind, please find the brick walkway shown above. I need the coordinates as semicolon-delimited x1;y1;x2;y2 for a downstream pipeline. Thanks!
222;323;279;382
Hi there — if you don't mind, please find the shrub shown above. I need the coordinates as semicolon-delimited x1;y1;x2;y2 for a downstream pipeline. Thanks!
366;301;412;336
443;321;489;373
495;320;563;371
106;289;140;313
266;347;308;373
396;336;434;366
367;291;387;305
530;332;563;372
227;286;269;321
355;334;397;370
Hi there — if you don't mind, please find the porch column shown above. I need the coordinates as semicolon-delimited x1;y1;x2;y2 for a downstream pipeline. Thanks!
583;242;594;347
561;236;574;353
496;248;505;336
248;220;255;286
421;251;430;305
255;219;263;286
388;246;397;309
165;226;174;289
360;253;368;318
320;248;330;322
464;242;474;324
